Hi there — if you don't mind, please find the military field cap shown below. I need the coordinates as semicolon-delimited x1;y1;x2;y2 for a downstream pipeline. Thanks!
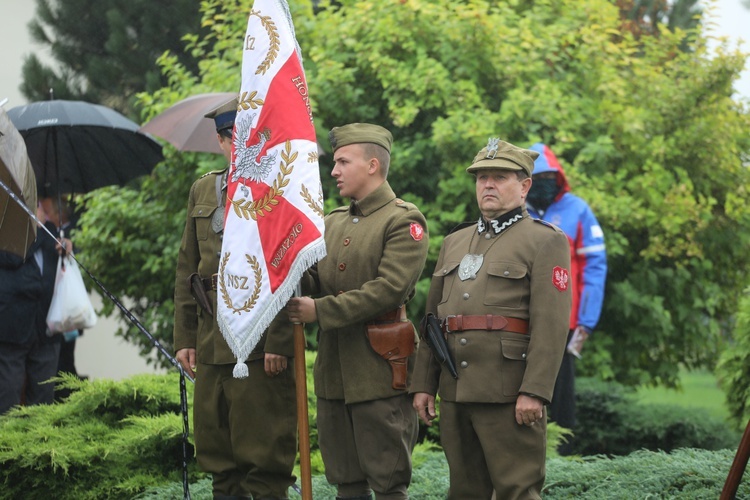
466;137;540;177
328;123;393;154
204;97;239;133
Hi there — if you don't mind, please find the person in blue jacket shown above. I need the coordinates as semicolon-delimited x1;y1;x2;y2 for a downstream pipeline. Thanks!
526;143;607;454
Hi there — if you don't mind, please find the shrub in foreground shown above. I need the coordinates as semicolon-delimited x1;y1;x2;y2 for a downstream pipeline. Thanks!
0;373;202;500
145;447;747;499
571;377;740;456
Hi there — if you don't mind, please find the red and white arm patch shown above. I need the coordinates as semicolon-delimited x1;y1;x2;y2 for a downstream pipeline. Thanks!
410;223;424;241
552;266;569;292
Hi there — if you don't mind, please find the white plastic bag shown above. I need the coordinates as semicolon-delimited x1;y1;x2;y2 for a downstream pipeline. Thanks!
46;254;98;333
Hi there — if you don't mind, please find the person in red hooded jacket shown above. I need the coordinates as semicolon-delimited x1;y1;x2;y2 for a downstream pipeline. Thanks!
526;143;607;455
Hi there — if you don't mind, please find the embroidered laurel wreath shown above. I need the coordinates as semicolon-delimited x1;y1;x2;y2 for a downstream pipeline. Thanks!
250;10;280;76
300;184;324;218
219;252;263;314
230;140;295;221
238;90;264;111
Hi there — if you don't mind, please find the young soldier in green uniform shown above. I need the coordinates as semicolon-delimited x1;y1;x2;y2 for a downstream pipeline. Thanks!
411;138;572;499
285;123;429;500
173;97;297;499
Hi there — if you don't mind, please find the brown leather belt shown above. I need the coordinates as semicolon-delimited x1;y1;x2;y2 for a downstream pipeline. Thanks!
200;274;219;291
443;314;529;335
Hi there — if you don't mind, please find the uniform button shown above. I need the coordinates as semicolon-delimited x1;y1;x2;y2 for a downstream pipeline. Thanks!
338;263;346;271
459;338;467;346
503;271;510;276
485;233;492;239
343;238;351;246
460;361;468;368
462;293;470;300
352;218;359;224
198;209;203;215
522;353;527;359
443;269;448;275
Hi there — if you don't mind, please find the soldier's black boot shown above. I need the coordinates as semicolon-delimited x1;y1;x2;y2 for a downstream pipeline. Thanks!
336;496;373;500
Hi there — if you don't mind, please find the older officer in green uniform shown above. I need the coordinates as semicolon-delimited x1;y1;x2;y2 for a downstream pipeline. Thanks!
285;123;429;500
411;138;572;499
173;97;297;499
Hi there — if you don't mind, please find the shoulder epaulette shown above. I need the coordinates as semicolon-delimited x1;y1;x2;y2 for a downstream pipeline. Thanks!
394;198;414;210
199;168;227;179
329;206;349;214
533;218;562;232
448;221;475;235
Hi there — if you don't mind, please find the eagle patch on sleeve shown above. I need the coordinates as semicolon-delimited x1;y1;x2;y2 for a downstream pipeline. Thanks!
410;223;424;241
553;266;569;291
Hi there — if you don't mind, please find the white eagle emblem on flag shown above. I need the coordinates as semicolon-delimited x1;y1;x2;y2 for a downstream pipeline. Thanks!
232;114;278;183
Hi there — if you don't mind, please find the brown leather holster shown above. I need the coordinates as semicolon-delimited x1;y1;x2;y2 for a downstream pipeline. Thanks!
366;306;415;390
188;272;213;316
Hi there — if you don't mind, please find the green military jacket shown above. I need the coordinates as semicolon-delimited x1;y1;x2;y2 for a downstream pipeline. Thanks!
173;169;294;364
305;181;428;404
411;210;572;404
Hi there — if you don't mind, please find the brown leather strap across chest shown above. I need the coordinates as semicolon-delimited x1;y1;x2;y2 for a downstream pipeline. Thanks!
370;306;407;324
443;314;529;335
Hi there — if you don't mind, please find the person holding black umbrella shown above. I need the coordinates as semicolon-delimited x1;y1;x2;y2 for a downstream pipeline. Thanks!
172;97;298;499
41;196;88;401
0;203;72;414
411;138;572;499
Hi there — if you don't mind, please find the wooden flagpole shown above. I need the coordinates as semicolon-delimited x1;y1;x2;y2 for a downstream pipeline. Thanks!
721;418;750;499
294;320;313;500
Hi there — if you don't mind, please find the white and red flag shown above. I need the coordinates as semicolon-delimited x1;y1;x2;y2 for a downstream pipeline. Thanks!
218;0;326;378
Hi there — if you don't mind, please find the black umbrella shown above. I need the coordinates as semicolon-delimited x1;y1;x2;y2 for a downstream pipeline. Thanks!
423;313;459;379
7;100;163;196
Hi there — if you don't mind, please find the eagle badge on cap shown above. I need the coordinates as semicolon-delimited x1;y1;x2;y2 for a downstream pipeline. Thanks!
485;137;500;159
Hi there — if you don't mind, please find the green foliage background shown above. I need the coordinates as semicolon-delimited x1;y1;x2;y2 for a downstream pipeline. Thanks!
716;287;750;426
22;0;206;114
73;0;750;406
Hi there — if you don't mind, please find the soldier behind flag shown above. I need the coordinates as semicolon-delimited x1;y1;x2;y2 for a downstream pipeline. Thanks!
173;97;298;499
285;123;429;500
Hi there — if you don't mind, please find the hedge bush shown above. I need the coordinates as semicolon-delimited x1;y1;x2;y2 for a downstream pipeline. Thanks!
570;377;741;456
2;371;744;498
145;447;748;499
0;373;202;499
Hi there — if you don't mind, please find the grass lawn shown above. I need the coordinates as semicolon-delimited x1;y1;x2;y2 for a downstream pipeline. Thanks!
635;368;732;423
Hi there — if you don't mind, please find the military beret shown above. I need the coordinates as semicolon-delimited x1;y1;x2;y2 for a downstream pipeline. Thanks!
328;123;393;154
204;96;239;133
466;137;539;177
